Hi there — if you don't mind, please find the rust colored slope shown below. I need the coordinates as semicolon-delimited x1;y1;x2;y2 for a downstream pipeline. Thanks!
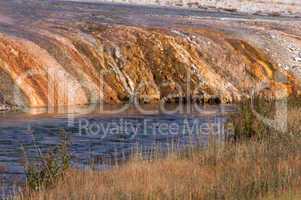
227;39;295;98
0;24;300;109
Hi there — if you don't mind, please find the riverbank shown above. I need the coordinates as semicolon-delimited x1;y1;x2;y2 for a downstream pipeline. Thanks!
16;101;301;200
18;134;301;200
0;104;10;112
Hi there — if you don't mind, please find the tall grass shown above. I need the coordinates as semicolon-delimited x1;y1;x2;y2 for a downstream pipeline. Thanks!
16;100;301;200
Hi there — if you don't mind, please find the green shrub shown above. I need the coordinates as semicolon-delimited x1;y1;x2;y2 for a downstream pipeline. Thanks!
22;130;71;191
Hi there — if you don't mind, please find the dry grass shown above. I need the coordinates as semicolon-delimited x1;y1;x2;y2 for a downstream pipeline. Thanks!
15;104;301;200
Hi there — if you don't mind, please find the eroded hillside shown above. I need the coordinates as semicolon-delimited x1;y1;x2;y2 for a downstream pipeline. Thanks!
0;0;301;110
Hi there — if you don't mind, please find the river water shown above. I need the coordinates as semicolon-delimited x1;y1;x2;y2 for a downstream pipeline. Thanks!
0;104;234;197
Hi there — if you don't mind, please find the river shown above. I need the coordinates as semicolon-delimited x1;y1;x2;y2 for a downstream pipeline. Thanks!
0;104;234;197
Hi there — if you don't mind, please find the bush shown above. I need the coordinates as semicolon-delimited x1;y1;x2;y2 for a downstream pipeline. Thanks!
22;130;71;191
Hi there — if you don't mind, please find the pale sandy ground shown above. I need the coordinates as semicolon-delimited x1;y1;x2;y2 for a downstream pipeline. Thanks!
65;0;301;16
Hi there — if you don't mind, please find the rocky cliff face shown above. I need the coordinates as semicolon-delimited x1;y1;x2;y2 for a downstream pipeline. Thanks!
0;1;300;109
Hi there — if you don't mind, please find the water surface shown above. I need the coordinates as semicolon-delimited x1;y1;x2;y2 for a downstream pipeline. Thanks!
0;104;234;196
